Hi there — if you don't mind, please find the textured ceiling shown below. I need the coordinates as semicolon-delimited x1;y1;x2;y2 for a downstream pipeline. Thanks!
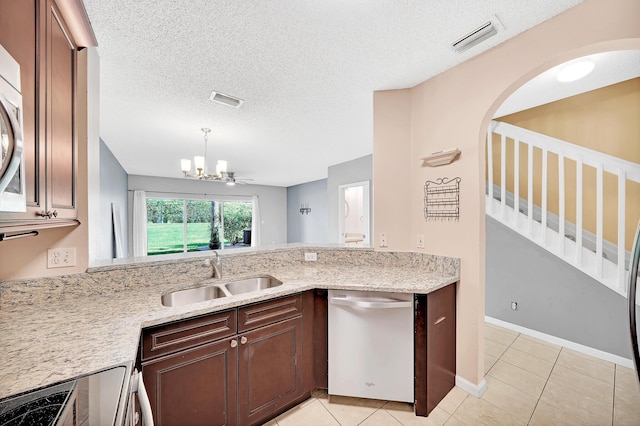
83;0;582;187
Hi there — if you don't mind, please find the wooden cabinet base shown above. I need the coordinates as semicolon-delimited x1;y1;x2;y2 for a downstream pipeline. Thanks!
415;283;457;416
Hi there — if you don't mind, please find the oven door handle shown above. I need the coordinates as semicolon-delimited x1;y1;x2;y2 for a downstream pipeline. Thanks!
132;369;154;426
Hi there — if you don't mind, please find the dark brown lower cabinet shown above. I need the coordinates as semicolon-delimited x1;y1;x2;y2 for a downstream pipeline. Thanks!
143;337;238;426
238;316;303;426
415;283;457;416
141;292;313;426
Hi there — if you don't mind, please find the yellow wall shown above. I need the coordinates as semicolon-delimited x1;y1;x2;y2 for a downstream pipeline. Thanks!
374;0;640;388
490;78;640;250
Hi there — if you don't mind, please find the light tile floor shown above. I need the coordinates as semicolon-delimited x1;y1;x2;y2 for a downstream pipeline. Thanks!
269;323;640;425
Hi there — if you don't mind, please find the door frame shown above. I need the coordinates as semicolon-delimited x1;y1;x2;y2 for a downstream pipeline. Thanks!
338;180;370;245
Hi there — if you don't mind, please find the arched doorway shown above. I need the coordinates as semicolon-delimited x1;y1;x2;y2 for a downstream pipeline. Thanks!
477;41;640;420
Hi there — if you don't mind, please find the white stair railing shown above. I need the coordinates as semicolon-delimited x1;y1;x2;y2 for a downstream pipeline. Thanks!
487;120;640;296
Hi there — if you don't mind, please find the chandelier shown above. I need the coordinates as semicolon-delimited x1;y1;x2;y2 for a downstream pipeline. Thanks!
181;128;238;185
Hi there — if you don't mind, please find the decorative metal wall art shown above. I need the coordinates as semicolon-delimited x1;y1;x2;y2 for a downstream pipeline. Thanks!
424;177;461;221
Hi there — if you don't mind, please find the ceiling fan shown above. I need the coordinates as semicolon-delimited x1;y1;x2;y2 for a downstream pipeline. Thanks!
180;128;253;186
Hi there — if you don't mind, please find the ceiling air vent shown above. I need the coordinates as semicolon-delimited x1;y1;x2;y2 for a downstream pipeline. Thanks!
451;18;500;54
209;91;243;108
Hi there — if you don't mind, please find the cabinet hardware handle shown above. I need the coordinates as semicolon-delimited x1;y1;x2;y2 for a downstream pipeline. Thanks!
240;336;248;345
230;339;237;348
37;210;58;219
434;316;446;325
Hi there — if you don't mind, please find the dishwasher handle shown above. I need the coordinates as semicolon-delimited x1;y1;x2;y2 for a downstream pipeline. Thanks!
329;296;412;309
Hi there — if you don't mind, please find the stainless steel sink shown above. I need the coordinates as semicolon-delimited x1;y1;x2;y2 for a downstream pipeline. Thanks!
161;275;283;307
224;276;283;295
161;285;227;307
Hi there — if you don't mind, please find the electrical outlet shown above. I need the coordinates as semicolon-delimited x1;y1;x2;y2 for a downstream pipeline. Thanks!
47;248;76;269
304;252;317;261
417;235;425;248
511;301;518;310
379;233;388;247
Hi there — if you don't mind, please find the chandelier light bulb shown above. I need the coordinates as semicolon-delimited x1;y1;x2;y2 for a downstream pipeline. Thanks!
217;160;228;174
181;159;191;173
194;156;205;172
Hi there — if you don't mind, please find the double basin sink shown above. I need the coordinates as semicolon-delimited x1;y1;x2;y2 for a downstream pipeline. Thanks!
161;275;283;307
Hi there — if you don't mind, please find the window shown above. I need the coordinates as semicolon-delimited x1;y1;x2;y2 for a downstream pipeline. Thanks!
146;197;253;256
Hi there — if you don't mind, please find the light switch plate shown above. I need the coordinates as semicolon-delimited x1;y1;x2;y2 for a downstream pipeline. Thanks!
47;248;76;269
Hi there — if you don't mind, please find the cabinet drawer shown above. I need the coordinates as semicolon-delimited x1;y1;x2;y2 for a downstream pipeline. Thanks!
142;309;237;361
238;294;302;332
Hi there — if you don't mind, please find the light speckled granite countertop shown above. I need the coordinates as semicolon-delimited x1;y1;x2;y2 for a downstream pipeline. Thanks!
0;247;459;400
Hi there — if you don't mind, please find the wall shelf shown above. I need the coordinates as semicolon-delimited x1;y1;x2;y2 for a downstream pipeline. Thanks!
420;149;461;167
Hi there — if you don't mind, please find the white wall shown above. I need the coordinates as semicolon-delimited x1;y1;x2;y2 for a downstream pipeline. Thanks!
327;155;372;243
126;175;287;254
286;179;328;243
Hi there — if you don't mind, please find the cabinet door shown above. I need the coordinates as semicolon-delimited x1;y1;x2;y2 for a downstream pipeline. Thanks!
142;337;238;426
0;0;77;225
238;316;304;426
0;0;46;221
46;0;76;220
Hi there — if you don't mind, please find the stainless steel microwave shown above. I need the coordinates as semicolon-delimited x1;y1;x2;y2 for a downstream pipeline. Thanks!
0;43;26;212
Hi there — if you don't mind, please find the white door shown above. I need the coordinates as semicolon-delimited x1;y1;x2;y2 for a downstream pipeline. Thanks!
338;181;370;246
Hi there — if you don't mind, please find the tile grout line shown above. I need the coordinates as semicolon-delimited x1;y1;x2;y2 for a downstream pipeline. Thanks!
378;402;412;426
445;389;470;424
498;329;551;426
319;395;349;426
355;406;384;426
556;346;617;389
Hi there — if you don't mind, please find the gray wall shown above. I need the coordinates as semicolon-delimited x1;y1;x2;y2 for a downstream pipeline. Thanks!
327;155;372;243
127;175;287;253
486;216;632;358
98;139;128;259
287;179;328;243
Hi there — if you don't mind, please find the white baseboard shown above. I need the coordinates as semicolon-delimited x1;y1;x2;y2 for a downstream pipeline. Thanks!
455;375;487;398
485;316;634;369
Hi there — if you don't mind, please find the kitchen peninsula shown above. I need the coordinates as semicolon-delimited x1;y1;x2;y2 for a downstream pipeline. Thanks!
0;246;459;422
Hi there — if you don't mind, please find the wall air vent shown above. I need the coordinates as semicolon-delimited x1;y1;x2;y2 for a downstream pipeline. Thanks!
451;19;499;54
209;91;243;108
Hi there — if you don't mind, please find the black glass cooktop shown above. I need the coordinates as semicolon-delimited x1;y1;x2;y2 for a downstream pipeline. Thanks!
0;381;74;426
0;366;127;426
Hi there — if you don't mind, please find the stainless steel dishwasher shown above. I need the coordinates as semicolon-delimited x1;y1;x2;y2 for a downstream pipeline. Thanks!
328;290;414;403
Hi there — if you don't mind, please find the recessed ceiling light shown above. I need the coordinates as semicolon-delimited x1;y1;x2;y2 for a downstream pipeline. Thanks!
556;60;595;82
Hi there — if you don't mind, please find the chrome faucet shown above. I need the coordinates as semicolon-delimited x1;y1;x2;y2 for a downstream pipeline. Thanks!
211;251;222;279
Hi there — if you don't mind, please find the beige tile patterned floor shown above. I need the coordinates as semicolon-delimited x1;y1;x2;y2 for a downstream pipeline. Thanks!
269;323;640;425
